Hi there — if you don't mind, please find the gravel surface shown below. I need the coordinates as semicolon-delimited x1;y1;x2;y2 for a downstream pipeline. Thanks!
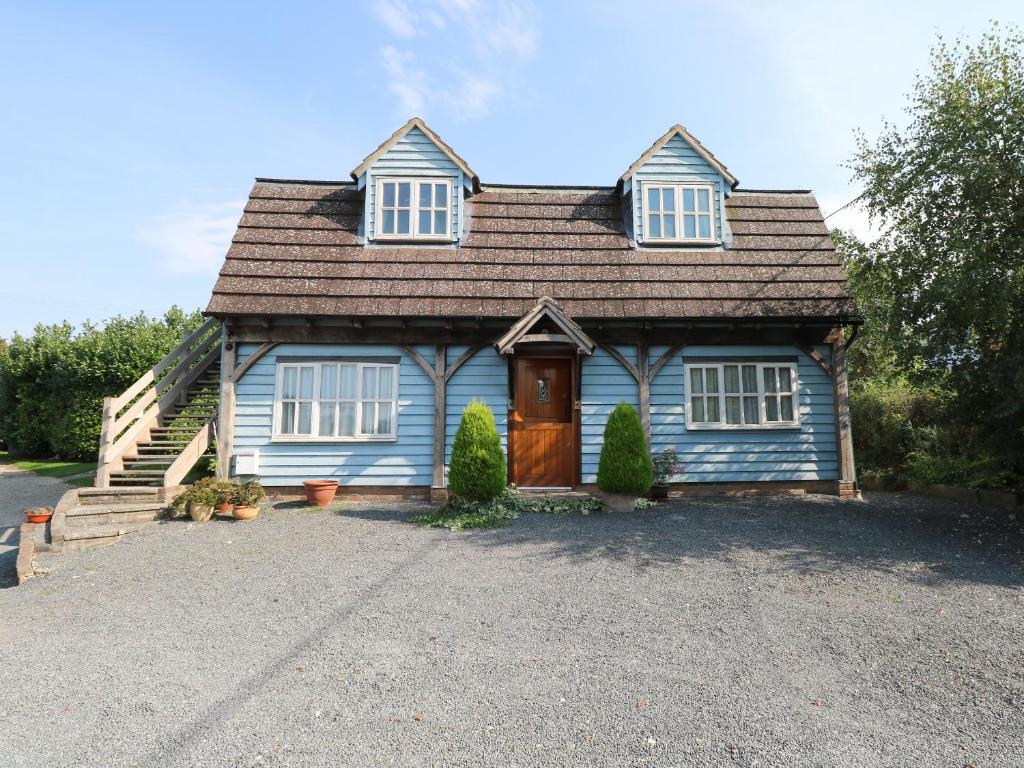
1;492;1022;767
0;462;74;588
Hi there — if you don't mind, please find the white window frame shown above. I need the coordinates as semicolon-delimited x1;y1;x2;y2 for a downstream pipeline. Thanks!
273;361;399;442
642;182;716;244
684;362;800;430
374;177;453;241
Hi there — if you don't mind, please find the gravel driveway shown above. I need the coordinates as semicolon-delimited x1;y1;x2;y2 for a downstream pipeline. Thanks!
0;462;74;588
1;492;1021;767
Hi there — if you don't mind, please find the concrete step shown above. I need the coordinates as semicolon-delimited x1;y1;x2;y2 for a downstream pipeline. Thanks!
78;487;163;506
63;521;154;552
65;504;163;528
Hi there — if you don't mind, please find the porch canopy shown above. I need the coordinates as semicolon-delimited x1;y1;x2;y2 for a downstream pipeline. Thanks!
494;297;597;357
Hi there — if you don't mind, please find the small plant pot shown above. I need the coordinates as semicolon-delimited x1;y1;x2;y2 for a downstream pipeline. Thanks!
216;502;233;515
232;504;259;520
651;484;669;500
188;502;214;523
304;480;339;508
24;508;53;524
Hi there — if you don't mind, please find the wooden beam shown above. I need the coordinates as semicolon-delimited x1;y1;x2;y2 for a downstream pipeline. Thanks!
433;344;447;490
649;344;684;380
232;342;279;383
598;343;640;382
402;345;438;382
831;334;857;492
799;344;832;377
638;343;651;445
444;343;485;384
216;339;237;480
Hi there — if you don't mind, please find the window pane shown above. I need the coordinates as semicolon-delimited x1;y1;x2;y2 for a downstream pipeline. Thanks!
690;368;703;394
743;396;760;424
698;215;711;239
724;365;740;393
280;402;295;434
705;367;719;393
298;402;312;434
320;364;338;399
397;210;410;234
282;367;297;399
398;182;411;207
692;396;705;422
340;365;357;399
697;188;710;212
663;187;674;211
706;396;721;422
648;215;661;238
682;188;695;212
419;183;432;208
419;210;432;234
663;214;676;238
742;365;757;393
299;367;314;399
435;183;447;206
647;187;660;212
378;366;394;399
780;395;794;422
778;367;793;392
382;182;395;207
382;210;395;234
319;402;336;437
684;215;696;238
361;402;376;434
763;367;778;393
434;210;446;234
339;402;356;437
361;367;377;400
765;396;779;422
377;405;393;435
725;396;741;424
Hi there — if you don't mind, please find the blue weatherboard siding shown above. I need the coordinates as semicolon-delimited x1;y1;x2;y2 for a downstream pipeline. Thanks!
360;125;466;243
581;345;639;483
231;343;436;486
650;344;837;483
444;345;509;473
631;133;729;246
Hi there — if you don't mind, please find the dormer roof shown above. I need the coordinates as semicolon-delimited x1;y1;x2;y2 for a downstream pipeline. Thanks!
619;124;739;190
349;117;480;192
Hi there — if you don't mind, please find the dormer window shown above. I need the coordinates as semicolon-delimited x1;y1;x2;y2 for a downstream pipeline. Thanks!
643;183;715;243
375;178;452;240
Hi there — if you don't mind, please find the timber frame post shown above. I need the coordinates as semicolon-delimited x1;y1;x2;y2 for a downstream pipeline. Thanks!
216;336;237;480
597;343;683;446
831;331;858;497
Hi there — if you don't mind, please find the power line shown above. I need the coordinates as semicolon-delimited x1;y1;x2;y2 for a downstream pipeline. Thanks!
823;191;867;221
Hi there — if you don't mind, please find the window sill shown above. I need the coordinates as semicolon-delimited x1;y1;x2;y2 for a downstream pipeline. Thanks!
373;235;455;244
271;436;399;444
644;239;720;246
686;423;801;432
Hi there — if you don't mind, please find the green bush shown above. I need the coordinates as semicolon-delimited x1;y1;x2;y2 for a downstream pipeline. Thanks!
448;400;506;501
596;402;652;495
0;307;202;460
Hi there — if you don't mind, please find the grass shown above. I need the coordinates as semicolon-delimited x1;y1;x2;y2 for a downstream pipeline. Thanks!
0;454;96;483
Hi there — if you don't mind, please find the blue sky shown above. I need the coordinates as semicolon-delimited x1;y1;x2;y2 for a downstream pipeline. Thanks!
1;0;1020;337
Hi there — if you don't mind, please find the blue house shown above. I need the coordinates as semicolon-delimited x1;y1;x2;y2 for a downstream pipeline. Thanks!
95;119;860;498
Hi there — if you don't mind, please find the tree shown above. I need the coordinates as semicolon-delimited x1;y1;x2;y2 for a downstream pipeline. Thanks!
849;23;1024;473
448;400;506;501
596;402;652;495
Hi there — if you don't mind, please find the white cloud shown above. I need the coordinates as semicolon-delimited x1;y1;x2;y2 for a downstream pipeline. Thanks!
371;0;539;120
138;201;242;274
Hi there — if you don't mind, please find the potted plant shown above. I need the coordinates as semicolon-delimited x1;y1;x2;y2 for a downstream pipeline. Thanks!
212;479;240;515
185;478;221;522
233;478;266;520
651;447;685;500
303;479;339;508
24;507;53;524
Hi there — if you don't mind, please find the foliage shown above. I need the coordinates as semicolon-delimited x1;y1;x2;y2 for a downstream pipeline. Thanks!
845;23;1024;486
447;400;506;501
651;447;685;486
633;497;658;511
596;402;652;495
236;478;267;506
182;477;222;507
0;307;202;461
413;486;604;532
209;479;240;505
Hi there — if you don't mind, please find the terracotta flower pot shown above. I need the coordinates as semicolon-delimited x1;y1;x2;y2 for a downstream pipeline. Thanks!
232;504;259;520
216;502;233;515
304;480;339;508
25;508;53;524
188;502;214;522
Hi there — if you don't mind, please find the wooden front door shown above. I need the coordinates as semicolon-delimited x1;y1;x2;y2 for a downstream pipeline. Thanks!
510;356;574;488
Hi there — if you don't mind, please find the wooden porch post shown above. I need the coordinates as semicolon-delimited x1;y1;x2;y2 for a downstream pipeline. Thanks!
96;396;116;488
216;335;237;481
433;344;447;499
831;332;858;497
638;343;651;446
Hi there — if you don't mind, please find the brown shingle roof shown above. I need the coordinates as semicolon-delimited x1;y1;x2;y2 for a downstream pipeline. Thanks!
205;182;857;322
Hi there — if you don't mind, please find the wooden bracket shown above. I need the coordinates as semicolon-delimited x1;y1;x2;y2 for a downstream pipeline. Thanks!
231;342;279;383
598;343;640;382
798;344;832;377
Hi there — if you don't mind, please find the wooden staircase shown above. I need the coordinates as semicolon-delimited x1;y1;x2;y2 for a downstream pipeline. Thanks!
96;318;223;488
